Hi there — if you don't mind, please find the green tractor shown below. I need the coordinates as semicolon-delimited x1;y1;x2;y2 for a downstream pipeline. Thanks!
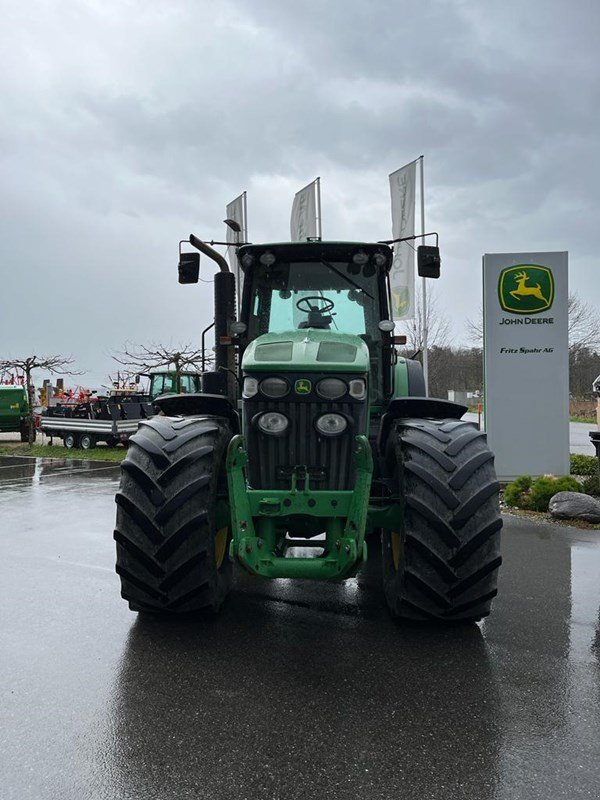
0;384;34;442
114;236;502;622
146;369;202;402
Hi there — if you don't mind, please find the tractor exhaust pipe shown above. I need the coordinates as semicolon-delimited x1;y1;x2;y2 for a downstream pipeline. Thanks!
189;234;230;272
214;271;237;400
187;233;235;399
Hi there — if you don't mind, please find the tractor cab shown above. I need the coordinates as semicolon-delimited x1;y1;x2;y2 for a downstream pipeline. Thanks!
237;241;395;402
147;369;202;401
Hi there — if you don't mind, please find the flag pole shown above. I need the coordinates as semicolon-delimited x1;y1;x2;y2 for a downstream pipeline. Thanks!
315;177;322;239
420;155;428;396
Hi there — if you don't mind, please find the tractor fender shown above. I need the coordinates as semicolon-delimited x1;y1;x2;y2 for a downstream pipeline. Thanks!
393;358;426;398
153;392;240;432
377;397;468;456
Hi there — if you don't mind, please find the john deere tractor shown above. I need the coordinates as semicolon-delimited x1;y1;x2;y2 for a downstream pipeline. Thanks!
114;234;502;622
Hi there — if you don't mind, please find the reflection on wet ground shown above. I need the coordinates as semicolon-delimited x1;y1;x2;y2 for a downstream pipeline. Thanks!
0;454;120;493
0;457;599;800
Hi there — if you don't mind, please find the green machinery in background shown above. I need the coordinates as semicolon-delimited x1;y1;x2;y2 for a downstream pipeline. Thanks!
146;369;202;402
0;385;33;442
114;235;502;622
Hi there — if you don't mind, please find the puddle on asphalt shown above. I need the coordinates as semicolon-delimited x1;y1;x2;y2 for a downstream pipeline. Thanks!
570;541;600;660
0;456;120;492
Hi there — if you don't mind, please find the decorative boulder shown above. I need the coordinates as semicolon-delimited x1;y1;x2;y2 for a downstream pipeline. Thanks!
549;491;600;523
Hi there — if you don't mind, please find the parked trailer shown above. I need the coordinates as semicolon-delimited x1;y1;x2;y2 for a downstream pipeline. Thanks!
40;396;154;449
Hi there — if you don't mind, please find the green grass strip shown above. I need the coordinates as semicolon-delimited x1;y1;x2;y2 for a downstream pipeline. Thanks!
0;444;126;462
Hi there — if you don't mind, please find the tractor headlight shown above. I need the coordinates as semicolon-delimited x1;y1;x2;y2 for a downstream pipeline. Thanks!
257;411;289;435
260;377;289;399
316;378;346;400
348;379;367;400
243;377;258;398
315;413;347;437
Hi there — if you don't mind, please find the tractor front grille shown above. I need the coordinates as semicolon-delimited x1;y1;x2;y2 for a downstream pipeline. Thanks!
244;398;365;491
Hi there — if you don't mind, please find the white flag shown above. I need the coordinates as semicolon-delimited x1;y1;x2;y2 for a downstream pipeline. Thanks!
225;192;246;310
225;192;246;267
290;179;319;241
389;161;417;319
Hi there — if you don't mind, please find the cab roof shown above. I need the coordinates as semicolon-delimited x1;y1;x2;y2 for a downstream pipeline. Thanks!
237;240;393;272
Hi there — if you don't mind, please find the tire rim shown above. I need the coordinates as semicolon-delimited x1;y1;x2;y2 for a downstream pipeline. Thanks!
215;527;228;570
391;531;401;571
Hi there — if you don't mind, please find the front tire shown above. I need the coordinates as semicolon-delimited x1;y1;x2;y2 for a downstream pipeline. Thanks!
382;418;502;623
114;415;233;614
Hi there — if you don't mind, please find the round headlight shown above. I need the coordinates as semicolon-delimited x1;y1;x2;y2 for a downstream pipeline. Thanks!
373;252;387;267
315;413;347;437
257;411;289;435
259;251;276;266
241;253;254;268
316;378;346;400
260;377;289;398
352;250;369;265
348;379;367;400
243;376;258;398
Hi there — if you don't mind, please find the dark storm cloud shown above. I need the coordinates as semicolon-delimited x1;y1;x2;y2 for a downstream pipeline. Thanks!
0;0;598;384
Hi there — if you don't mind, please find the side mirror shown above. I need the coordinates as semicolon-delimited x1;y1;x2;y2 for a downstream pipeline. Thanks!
417;245;441;279
178;252;200;284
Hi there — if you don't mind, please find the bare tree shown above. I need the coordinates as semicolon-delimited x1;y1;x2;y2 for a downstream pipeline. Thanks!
567;293;600;353
112;343;208;393
0;355;82;444
465;312;484;346
397;289;451;356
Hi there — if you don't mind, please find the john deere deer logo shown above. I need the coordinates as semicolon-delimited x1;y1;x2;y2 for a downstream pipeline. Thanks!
498;265;554;314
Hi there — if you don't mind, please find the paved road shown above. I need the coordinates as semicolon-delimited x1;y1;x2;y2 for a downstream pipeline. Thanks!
463;413;597;455
1;456;599;800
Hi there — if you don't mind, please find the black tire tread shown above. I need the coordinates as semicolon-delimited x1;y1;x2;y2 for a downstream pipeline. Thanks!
383;417;502;622
114;415;232;614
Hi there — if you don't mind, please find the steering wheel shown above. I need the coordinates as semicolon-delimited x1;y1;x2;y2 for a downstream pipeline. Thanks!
296;295;335;314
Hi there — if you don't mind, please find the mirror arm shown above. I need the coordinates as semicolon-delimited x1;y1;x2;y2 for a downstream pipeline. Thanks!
378;231;439;247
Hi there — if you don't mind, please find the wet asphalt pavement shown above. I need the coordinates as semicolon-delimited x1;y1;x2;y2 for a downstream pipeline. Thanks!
1;456;599;800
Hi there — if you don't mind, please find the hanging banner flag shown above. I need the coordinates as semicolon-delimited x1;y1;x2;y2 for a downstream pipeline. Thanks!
389;161;417;319
225;191;247;309
225;191;246;267
290;178;320;241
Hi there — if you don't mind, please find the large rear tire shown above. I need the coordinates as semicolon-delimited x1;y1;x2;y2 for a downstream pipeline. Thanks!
114;415;233;614
382;418;502;623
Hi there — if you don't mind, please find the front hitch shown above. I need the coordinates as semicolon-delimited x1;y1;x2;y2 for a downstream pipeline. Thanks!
226;434;373;579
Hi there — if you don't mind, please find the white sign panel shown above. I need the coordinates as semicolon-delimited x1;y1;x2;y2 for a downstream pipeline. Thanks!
483;251;569;480
389;161;416;319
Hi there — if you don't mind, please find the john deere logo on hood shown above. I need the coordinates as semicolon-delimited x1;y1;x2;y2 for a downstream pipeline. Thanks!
498;265;554;315
295;379;312;395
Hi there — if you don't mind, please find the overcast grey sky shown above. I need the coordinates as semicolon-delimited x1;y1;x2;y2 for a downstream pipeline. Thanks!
1;0;598;387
